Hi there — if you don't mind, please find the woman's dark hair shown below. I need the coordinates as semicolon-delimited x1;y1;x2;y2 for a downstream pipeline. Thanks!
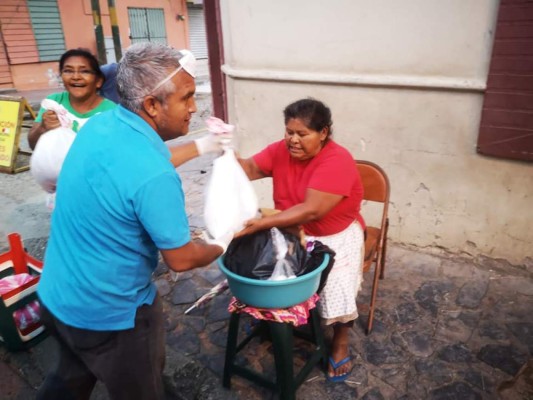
283;98;333;137
59;48;104;81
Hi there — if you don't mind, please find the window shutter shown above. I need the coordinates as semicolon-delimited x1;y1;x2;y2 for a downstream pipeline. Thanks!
27;0;66;62
477;0;533;162
128;8;167;44
187;5;208;59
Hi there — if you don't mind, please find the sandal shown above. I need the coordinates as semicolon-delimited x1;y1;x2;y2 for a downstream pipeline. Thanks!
326;356;353;382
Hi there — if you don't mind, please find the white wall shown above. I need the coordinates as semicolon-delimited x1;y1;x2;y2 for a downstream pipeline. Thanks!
219;0;533;265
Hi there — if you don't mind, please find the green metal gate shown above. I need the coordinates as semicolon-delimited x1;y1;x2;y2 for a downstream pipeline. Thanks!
127;8;167;44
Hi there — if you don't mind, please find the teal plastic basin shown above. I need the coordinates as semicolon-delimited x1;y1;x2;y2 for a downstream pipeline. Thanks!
218;254;330;309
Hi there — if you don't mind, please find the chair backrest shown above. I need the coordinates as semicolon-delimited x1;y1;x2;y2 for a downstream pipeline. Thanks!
356;160;390;204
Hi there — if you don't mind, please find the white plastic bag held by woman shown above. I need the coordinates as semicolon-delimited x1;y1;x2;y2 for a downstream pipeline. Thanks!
203;117;259;239
30;99;80;193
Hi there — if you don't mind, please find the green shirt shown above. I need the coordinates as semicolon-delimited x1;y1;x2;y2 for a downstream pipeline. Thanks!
35;92;117;133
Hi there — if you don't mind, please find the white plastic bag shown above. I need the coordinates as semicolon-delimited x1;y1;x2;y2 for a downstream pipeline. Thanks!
30;99;81;193
204;148;259;239
30;127;75;193
268;228;297;281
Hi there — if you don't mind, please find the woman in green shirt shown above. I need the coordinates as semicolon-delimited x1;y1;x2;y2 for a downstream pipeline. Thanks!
28;48;117;150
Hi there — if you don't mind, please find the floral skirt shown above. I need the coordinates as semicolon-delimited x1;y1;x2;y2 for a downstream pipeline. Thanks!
306;222;364;325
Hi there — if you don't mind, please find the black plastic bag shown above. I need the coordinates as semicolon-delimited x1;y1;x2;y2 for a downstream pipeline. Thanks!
300;241;336;293
224;228;307;280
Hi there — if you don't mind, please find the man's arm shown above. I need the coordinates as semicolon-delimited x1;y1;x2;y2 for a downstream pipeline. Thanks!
160;239;224;272
168;131;232;168
169;141;200;168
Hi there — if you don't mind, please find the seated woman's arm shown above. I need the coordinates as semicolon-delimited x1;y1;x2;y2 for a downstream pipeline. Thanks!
238;157;267;181
236;188;343;237
28;110;61;150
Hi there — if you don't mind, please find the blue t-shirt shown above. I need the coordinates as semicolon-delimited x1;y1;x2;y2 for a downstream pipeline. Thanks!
38;106;191;330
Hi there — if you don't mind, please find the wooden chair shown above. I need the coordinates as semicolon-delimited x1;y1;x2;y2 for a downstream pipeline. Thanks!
356;160;390;334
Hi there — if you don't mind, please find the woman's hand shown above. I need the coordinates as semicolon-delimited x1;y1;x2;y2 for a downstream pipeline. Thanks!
234;217;266;238
28;110;62;150
41;110;61;131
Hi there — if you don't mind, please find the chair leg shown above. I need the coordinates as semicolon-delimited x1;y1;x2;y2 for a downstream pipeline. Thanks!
366;259;382;335
223;313;240;388
379;219;389;279
269;322;296;400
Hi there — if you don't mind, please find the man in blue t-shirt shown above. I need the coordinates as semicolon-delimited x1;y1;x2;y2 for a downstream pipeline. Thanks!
36;43;233;400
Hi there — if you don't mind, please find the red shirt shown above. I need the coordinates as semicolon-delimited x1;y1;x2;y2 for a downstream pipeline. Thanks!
253;139;365;236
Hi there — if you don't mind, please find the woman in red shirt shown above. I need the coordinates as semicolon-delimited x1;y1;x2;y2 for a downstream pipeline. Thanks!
238;98;365;382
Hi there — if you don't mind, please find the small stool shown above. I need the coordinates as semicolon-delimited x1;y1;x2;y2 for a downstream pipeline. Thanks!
223;307;326;400
0;233;47;351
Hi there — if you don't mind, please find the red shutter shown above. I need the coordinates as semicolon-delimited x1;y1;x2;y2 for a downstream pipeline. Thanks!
477;0;533;162
0;30;13;89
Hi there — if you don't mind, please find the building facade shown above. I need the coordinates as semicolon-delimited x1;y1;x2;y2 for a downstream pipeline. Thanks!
0;0;202;91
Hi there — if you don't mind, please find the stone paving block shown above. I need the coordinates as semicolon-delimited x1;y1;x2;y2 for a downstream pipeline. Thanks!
370;365;406;392
499;276;533;296
414;359;456;386
429;381;482;400
397;250;443;279
323;379;359;399
414;280;456;316
182;316;206;334
172;279;199;305
360;387;386;400
477;344;529;376
155;277;172;297
167;330;201;357
363;340;408;366
506;322;533;353
457;310;481;329
497;358;533;400
0;360;37;399
197;268;225;286
456;279;489;308
392;330;435;357
392;301;423;325
477;322;510;341
436;343;474;363
458;368;496;394
434;312;474;344
206;295;232;323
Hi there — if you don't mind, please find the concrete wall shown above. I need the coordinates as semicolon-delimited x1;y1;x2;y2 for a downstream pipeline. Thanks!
219;0;533;265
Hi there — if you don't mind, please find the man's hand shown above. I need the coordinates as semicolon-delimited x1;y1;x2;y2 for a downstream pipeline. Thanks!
203;230;234;254
194;131;233;155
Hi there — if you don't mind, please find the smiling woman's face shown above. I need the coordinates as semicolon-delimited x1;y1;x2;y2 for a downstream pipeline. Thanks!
284;118;328;161
60;56;103;101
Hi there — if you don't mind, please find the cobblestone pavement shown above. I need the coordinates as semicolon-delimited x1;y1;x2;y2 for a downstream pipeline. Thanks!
1;92;532;399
